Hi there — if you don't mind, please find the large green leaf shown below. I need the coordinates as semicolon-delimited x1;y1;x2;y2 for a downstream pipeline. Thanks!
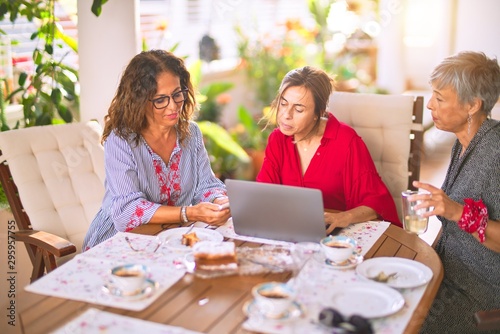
55;24;78;52
91;0;108;17
237;105;258;133
200;82;234;100
189;60;202;87
197;121;250;162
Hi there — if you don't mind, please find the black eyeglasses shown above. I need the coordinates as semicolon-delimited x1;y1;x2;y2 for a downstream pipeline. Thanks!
319;307;373;334
149;88;188;109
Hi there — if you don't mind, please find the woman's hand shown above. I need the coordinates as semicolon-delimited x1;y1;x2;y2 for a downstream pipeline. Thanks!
412;181;464;222
187;201;231;226
324;211;353;234
324;206;378;234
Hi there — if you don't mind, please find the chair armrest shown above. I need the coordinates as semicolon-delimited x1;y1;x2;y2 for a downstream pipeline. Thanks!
475;309;500;331
14;230;77;258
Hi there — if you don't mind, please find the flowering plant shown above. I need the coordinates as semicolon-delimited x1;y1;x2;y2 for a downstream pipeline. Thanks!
230;105;271;152
236;19;316;107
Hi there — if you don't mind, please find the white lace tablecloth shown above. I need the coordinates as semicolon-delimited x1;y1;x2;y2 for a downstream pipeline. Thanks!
51;308;202;334
217;219;388;257
25;232;187;311
239;221;431;334
25;222;430;333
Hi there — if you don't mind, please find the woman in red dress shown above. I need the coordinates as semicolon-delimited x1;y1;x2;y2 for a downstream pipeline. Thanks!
257;66;401;233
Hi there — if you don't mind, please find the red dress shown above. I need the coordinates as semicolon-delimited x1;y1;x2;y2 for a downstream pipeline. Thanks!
256;113;402;226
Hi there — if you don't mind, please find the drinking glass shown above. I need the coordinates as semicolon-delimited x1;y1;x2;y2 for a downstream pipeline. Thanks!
401;190;431;235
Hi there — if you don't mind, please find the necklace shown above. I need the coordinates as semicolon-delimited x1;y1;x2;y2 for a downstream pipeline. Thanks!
295;141;314;152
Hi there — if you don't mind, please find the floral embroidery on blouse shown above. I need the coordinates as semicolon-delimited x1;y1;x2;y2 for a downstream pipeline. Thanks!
126;144;182;230
202;189;226;201
146;142;182;206
165;151;181;205
125;200;155;231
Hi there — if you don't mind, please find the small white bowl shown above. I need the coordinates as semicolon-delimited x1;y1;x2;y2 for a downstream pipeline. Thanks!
320;236;357;264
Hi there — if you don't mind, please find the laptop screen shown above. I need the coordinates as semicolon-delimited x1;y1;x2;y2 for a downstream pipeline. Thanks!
225;179;327;243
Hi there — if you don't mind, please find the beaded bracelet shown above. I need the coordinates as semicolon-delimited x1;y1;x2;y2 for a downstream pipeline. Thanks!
457;198;488;243
180;206;189;224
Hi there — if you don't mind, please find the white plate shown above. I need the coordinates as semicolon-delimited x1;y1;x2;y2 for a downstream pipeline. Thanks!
158;227;223;251
328;282;404;318
355;257;433;289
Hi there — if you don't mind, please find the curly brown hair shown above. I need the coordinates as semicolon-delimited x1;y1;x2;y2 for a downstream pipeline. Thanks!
102;49;196;146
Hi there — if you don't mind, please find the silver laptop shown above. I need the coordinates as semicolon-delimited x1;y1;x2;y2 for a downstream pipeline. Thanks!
225;179;327;243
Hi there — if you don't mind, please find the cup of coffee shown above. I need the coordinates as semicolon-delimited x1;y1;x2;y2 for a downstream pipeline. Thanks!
401;190;431;235
320;236;357;263
252;281;296;318
110;264;149;295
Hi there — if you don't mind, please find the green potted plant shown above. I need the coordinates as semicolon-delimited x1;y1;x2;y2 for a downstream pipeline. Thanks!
0;0;107;127
0;0;107;207
1;0;80;126
188;60;250;180
197;121;250;181
230;105;272;179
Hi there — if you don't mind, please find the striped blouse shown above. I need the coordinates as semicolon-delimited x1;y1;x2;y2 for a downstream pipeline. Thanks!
82;121;226;250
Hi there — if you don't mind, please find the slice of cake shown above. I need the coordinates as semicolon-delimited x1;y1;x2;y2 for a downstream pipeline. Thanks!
181;232;200;247
193;241;238;271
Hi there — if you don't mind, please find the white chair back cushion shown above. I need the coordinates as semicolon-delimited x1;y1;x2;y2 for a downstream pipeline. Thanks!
0;121;104;253
328;92;417;220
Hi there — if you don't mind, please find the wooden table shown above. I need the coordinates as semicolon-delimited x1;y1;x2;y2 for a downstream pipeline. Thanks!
17;224;443;334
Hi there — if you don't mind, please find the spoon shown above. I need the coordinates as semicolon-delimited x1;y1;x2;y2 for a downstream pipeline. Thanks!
370;271;397;283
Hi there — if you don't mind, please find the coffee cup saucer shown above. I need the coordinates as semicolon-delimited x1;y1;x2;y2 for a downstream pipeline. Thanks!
314;252;364;270
243;299;305;321
102;278;159;300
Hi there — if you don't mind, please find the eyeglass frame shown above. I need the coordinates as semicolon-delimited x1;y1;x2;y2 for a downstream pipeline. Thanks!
149;88;189;110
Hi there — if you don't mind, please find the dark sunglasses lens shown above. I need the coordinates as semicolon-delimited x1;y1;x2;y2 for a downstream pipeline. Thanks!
319;307;344;328
348;315;374;334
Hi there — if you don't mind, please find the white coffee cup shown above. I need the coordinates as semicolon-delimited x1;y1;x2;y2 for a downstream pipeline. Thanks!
252;281;296;318
320;236;357;263
110;264;148;295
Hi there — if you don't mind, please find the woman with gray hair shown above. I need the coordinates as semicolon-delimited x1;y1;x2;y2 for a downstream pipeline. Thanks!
411;51;500;332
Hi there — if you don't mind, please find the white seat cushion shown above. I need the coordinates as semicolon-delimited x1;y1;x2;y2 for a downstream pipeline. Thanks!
0;121;104;253
329;92;420;220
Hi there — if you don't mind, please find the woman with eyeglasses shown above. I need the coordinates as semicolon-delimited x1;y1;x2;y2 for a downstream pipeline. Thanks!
83;50;229;250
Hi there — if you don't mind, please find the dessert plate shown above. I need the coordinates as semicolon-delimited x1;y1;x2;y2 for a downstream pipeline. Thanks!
158;227;223;251
356;257;433;289
313;252;363;270
243;299;305;320
102;278;159;300
327;282;404;318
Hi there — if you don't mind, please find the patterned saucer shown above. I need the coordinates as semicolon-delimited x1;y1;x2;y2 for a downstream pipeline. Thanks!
102;278;158;300
243;299;305;320
314;252;364;270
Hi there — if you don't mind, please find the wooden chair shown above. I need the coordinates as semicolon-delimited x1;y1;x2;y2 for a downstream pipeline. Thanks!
0;121;104;282
328;92;424;221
